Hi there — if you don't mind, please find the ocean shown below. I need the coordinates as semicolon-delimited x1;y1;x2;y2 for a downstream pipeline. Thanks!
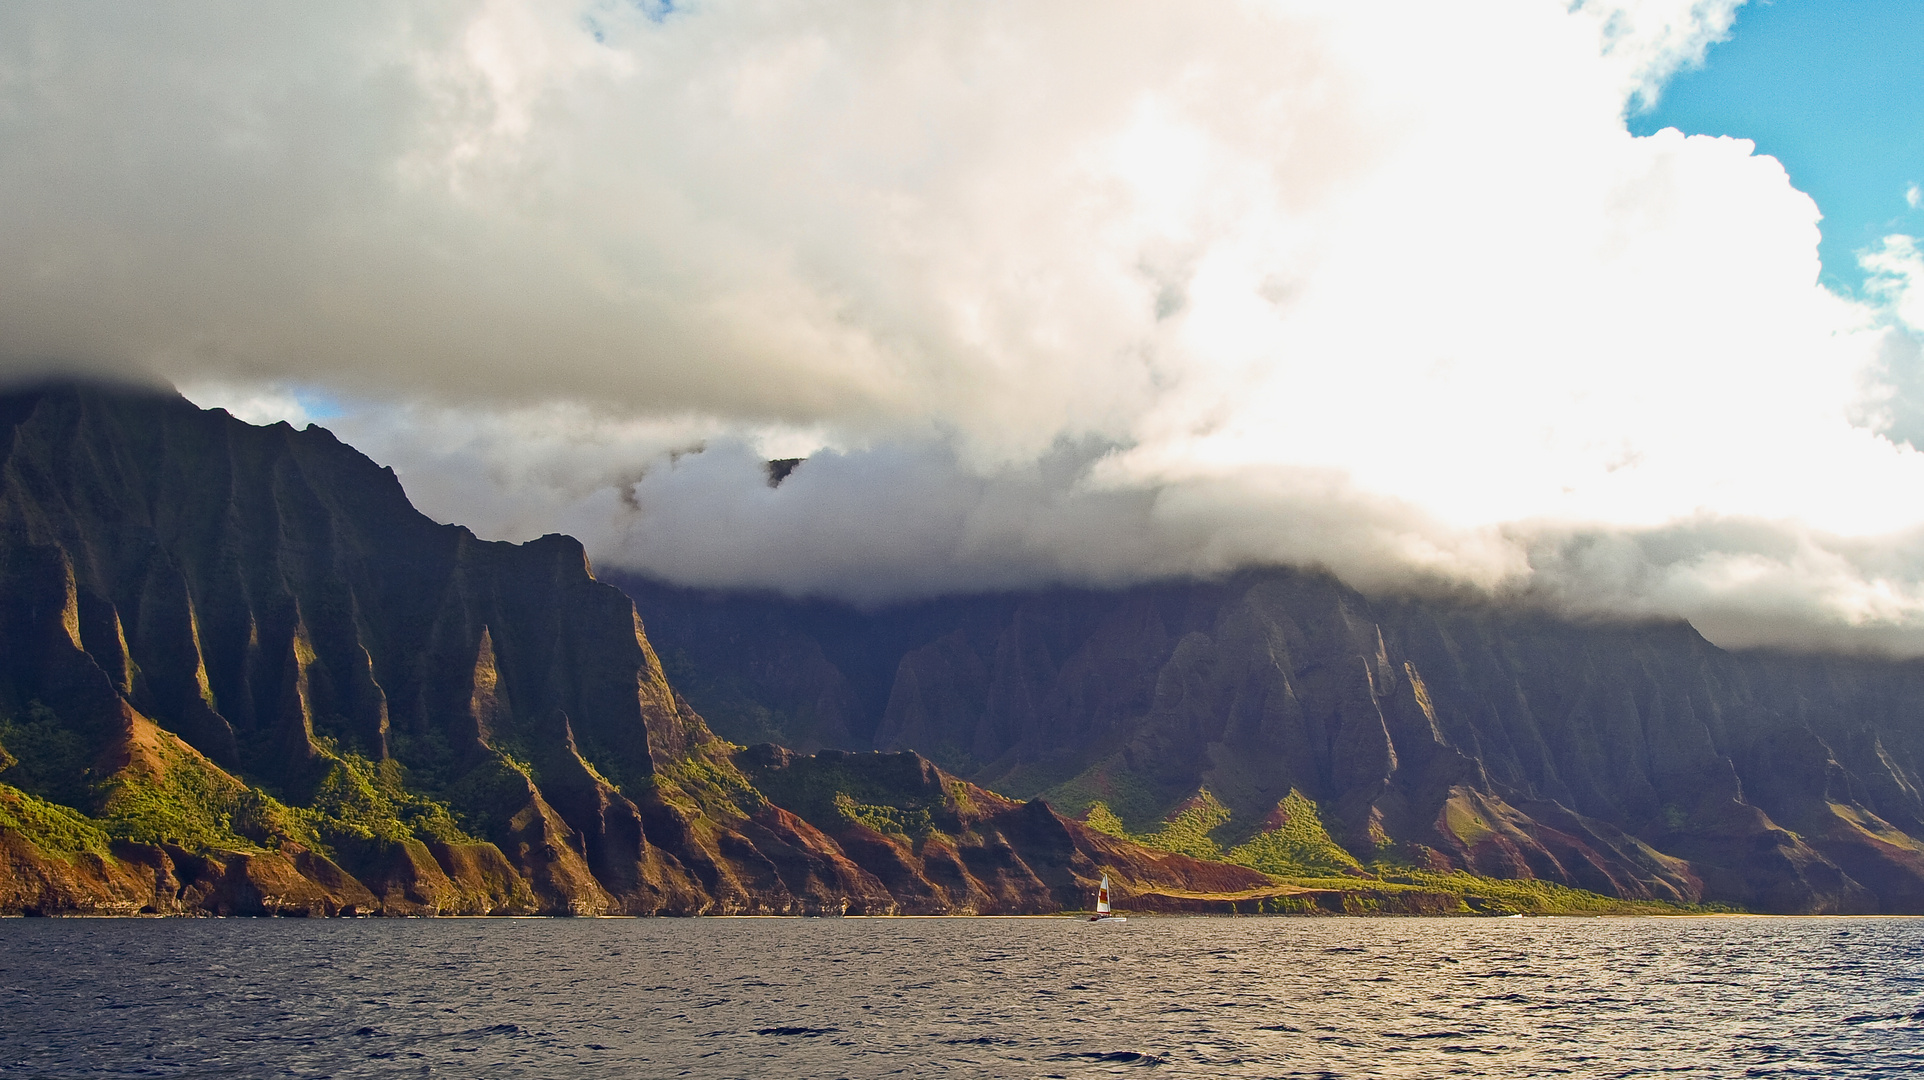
4;915;1922;1078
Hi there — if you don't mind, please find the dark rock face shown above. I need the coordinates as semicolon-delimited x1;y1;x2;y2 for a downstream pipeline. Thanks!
618;575;1924;914
17;380;1924;917
0;382;1239;916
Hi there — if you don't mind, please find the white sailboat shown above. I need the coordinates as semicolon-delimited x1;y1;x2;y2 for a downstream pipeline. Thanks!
1088;873;1126;922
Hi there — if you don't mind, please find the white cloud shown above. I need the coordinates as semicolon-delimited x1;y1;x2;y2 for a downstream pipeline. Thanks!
1908;182;1921;210
1571;0;1743;111
1865;234;1924;334
24;0;1924;651
176;380;331;429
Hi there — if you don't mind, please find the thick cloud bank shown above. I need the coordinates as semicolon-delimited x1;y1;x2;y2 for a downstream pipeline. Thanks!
9;1;1924;650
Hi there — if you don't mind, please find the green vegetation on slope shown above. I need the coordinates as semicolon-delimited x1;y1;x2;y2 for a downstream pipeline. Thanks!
1225;790;1365;876
1081;787;1241;861
1080;786;1719;914
0;689;483;859
1039;760;1169;831
1082;787;1359;874
833;791;933;838
1107;789;1233;859
1381;869;1733;915
442;753;542;839
0;702;93;808
295;752;477;848
1239;869;1726;916
0;783;113;859
653;746;765;822
94;734;250;850
101;737;483;856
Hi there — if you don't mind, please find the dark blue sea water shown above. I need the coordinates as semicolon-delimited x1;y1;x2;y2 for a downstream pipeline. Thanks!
3;915;1923;1078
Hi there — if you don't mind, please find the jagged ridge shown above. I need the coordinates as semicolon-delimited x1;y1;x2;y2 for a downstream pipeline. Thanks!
618;572;1924;914
0;382;1249;916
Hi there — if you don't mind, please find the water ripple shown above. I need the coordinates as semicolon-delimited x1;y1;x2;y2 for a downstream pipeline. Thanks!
3;916;1923;1078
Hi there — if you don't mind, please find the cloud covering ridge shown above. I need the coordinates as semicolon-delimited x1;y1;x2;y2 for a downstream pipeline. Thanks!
8;0;1924;650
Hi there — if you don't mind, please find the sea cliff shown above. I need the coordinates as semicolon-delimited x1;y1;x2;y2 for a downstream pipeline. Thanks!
8;381;1923;917
617;573;1924;914
0;382;1265;915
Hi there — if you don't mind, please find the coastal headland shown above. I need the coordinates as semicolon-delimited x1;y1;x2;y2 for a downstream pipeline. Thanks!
2;383;1921;917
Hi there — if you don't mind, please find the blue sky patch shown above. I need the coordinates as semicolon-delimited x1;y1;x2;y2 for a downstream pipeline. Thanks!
1632;0;1924;295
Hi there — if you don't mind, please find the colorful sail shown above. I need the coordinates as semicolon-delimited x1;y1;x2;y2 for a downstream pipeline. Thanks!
1096;874;1111;915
